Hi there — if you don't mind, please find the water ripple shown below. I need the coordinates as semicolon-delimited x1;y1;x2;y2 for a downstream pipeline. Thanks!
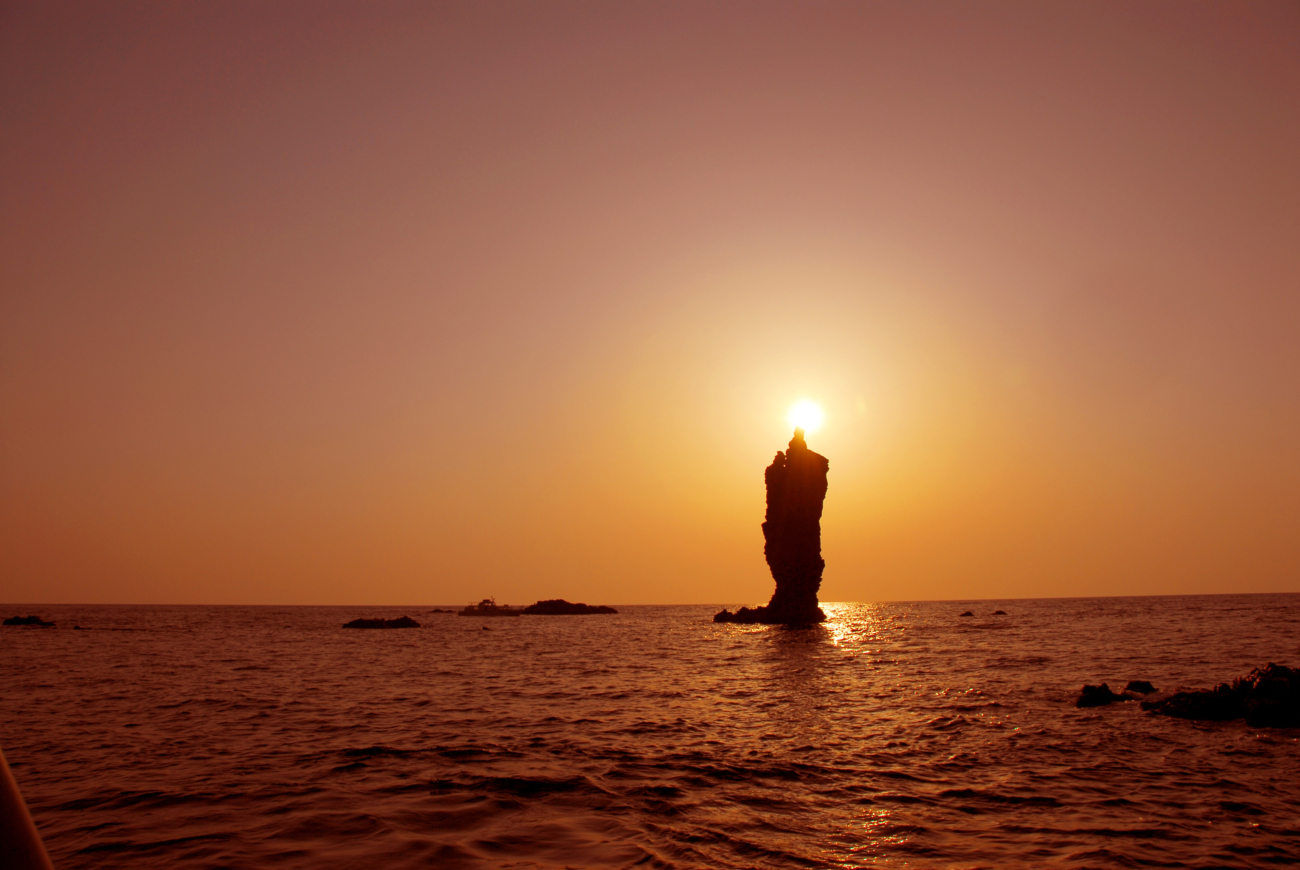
2;595;1299;868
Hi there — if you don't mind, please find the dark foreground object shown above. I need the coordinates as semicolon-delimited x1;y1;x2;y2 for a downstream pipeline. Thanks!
2;616;54;627
715;428;829;625
1141;663;1300;727
0;748;54;870
523;599;618;615
342;616;420;629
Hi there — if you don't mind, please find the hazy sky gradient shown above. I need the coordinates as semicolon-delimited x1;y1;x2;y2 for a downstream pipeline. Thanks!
3;2;1298;605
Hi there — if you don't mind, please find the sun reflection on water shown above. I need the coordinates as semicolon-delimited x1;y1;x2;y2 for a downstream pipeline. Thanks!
820;601;887;649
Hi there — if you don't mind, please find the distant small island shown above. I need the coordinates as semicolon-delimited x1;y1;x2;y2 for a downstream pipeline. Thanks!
3;615;55;627
522;599;617;615
342;616;420;629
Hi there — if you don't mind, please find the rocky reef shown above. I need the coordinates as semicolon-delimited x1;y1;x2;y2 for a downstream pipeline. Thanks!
3;615;54;627
522;599;617;615
1141;663;1300;727
715;428;828;625
342;616;420;629
1074;664;1300;727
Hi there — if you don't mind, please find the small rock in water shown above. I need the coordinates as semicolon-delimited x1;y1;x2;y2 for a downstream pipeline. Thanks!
1077;683;1124;707
342;616;420;629
960;611;974;617
993;610;1007;615
1077;681;1154;708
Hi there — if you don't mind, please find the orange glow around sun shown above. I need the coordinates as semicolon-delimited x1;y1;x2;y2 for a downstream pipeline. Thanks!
788;400;824;434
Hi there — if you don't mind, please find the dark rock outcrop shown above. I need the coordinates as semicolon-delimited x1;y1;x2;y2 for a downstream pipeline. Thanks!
714;428;828;625
993;610;1007;615
1124;680;1157;695
342;616;420;629
522;599;617;615
3;615;54;627
960;611;974;617
1141;663;1300;727
1077;683;1126;707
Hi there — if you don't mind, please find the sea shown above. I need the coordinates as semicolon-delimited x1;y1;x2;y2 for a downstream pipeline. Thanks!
2;595;1299;869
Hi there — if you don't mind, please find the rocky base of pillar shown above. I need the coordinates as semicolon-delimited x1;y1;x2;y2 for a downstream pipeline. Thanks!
713;604;826;625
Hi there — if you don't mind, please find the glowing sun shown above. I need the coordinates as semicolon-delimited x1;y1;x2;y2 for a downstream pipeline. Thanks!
788;399;824;434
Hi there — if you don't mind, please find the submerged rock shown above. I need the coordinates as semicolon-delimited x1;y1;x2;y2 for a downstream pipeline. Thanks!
960;611;975;617
993;610;1007;615
342;616;420;629
3;615;54;627
1125;680;1157;695
1142;663;1300;727
714;428;829;625
522;599;617;615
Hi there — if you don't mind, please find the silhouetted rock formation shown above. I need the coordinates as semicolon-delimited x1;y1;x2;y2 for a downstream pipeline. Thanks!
428;608;454;613
993;610;1007;615
342;616;420;629
1125;680;1157;695
523;599;618;615
1141;663;1300;727
715;428;828;625
3;615;54;627
960;611;974;617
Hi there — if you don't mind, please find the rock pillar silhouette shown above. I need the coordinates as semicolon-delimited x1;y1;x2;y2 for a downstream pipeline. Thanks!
715;428;828;624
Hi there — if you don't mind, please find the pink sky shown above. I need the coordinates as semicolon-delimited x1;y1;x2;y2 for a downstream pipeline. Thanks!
2;2;1297;605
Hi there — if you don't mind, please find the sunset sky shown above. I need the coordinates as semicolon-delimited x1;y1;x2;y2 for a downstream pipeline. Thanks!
2;2;1297;606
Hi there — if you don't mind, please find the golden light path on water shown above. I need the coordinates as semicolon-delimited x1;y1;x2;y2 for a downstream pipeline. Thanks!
820;602;874;648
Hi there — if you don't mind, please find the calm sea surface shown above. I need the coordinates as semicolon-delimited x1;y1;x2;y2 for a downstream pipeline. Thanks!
3;595;1299;869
